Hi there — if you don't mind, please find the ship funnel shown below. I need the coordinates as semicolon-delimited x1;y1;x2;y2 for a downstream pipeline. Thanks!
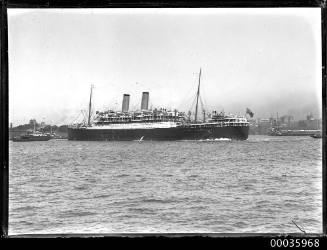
141;92;149;110
122;94;130;112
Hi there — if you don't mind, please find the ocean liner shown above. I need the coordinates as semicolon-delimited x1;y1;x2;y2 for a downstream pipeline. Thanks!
68;69;250;141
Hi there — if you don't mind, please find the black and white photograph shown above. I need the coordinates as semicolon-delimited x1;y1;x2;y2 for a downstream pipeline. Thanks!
6;7;323;235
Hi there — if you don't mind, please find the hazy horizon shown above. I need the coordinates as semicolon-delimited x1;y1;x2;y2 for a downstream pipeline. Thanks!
8;8;322;126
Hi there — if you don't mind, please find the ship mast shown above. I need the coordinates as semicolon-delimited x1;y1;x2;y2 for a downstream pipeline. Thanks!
194;68;201;123
88;85;93;127
276;112;279;130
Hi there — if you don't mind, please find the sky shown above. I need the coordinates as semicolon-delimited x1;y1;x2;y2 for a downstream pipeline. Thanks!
8;8;322;126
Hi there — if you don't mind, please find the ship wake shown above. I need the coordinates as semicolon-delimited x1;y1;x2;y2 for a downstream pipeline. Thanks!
178;138;232;142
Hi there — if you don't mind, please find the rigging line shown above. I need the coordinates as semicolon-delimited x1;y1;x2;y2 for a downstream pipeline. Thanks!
201;89;207;108
186;94;203;119
81;110;88;124
189;94;197;113
184;89;196;112
177;84;198;110
70;111;82;124
199;95;205;112
176;73;199;103
177;71;202;111
199;79;208;107
179;92;197;112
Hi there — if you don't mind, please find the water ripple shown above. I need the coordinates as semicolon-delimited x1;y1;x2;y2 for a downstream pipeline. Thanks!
8;135;322;234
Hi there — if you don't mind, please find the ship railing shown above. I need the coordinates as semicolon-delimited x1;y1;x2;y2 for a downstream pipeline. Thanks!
95;117;184;124
186;122;249;128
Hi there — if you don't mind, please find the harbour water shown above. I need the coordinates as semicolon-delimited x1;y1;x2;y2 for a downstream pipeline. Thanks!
8;135;322;234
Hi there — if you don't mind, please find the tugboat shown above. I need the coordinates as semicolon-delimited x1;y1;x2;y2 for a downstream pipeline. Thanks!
268;113;321;136
269;128;321;136
12;130;52;142
12;121;51;142
310;131;323;139
68;69;250;141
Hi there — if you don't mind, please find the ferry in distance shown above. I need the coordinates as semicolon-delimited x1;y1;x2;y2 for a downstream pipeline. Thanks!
12;121;51;142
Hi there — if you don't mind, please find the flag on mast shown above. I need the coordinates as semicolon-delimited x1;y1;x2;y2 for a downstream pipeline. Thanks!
246;108;254;118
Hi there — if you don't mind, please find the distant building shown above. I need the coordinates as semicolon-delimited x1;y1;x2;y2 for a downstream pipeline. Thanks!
240;112;321;135
257;118;272;135
29;119;37;126
297;118;321;130
306;113;314;121
248;119;258;135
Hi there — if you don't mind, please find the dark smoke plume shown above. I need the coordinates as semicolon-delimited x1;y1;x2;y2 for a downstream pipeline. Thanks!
246;108;254;118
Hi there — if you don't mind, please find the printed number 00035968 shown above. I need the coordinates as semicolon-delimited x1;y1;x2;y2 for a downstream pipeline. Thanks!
270;239;319;248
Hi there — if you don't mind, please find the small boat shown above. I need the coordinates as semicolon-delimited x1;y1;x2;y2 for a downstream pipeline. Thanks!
269;128;321;136
310;132;322;139
12;122;52;142
12;131;52;142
